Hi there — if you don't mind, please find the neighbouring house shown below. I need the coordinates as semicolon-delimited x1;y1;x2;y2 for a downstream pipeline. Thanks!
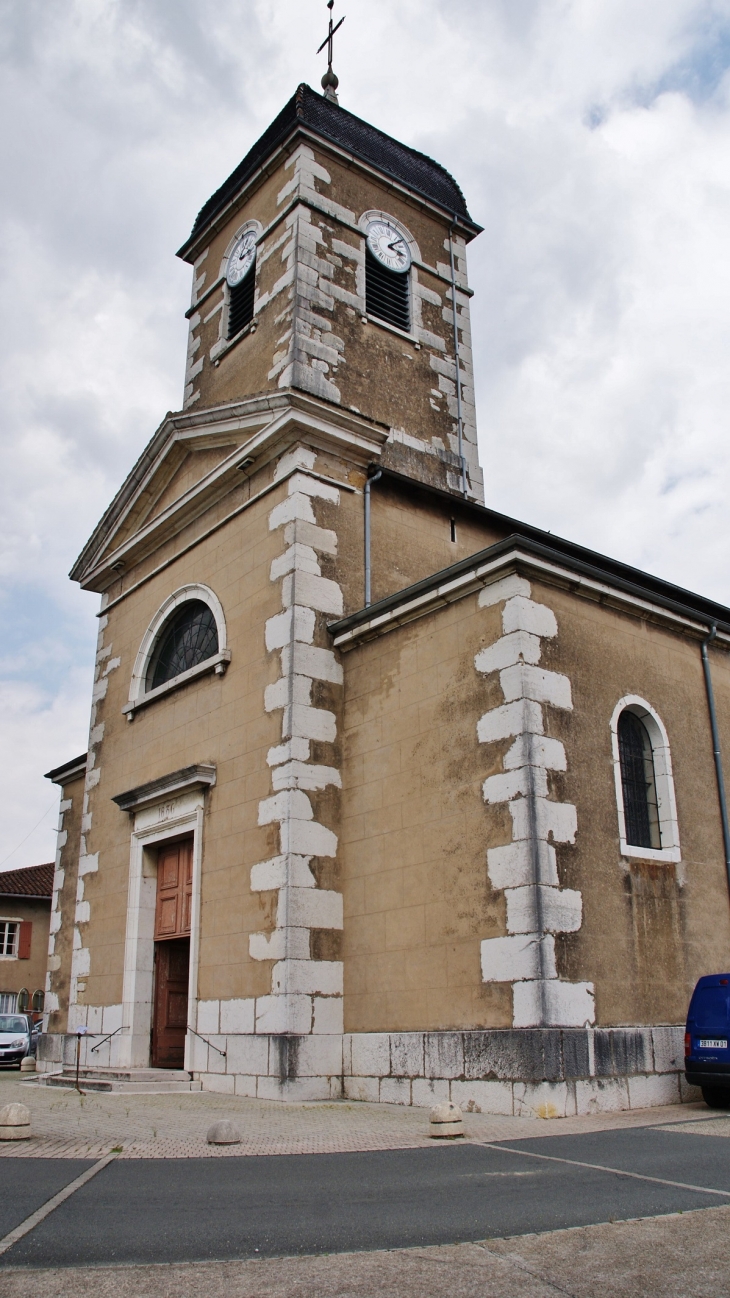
0;863;54;1015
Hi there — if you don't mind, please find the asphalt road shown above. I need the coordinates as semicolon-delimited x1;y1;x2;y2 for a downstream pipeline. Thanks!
2;1125;729;1268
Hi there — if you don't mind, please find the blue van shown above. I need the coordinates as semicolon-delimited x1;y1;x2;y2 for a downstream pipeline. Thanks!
685;974;730;1107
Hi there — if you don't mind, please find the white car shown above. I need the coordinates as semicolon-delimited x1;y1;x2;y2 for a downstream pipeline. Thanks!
0;1014;33;1068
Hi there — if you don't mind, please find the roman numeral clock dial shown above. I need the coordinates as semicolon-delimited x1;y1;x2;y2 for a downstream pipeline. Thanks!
366;220;411;272
226;231;256;286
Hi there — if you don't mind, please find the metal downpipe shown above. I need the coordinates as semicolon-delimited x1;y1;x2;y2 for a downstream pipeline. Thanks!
364;468;382;608
701;624;730;901
449;218;468;498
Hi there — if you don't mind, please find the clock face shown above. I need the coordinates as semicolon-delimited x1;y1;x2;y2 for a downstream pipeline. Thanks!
366;220;411;273
226;231;257;287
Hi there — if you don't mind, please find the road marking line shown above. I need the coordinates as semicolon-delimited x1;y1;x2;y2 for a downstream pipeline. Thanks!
480;1142;730;1199
0;1153;116;1256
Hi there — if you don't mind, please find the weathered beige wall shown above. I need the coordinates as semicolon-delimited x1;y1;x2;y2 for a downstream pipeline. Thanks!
364;477;505;609
339;594;513;1032
275;459;507;621
73;434;508;1022
192;164;299;411
339;572;730;1033
531;578;730;1026
78;482;292;1011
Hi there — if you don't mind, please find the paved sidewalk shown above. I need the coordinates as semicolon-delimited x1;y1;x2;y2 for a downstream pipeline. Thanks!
2;1203;730;1296
0;1072;718;1158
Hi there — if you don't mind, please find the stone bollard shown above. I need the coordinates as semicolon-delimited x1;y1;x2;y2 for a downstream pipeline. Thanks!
0;1103;31;1141
429;1101;464;1139
20;1056;36;1073
207;1120;241;1145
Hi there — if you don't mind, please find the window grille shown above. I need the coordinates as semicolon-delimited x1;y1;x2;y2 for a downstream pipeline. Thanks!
618;711;661;849
147;601;219;691
365;249;410;332
0;993;17;1013
0;922;18;957
227;264;256;340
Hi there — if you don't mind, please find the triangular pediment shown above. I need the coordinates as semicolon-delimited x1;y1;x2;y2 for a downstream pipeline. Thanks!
70;391;388;592
111;443;237;552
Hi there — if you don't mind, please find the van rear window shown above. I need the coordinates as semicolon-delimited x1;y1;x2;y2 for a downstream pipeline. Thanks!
690;987;729;1029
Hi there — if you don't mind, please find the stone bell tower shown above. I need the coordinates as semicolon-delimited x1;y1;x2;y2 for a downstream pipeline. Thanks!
45;77;488;1101
176;82;484;501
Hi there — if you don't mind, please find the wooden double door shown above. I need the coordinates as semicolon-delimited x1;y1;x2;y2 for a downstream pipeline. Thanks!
151;838;192;1069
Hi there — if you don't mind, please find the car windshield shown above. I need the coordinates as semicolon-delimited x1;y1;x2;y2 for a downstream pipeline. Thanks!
0;1016;28;1033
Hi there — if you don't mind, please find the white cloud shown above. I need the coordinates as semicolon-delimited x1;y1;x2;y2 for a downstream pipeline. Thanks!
1;0;730;866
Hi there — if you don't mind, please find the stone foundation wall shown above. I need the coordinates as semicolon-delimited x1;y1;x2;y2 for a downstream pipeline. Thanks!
341;1027;698;1117
38;1026;699;1116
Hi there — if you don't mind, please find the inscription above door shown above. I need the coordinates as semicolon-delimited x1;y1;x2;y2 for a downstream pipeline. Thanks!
154;839;193;940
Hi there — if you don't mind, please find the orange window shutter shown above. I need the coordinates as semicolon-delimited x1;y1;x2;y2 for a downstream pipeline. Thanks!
17;921;32;959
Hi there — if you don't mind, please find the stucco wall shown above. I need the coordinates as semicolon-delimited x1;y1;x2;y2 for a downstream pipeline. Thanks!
74;482;286;1014
532;578;730;1025
338;571;730;1033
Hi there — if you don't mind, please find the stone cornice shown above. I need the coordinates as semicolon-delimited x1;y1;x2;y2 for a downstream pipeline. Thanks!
44;753;88;785
112;764;217;813
329;538;730;651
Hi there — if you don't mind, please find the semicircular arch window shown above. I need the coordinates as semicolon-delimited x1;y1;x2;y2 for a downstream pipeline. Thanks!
147;601;219;691
617;709;661;850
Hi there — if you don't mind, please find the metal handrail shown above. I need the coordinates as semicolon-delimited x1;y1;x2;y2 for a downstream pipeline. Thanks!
187;1026;226;1057
89;1025;127;1053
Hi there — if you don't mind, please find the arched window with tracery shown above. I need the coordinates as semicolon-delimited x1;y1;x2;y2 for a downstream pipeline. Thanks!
610;697;681;862
147;601;219;691
125;585;229;719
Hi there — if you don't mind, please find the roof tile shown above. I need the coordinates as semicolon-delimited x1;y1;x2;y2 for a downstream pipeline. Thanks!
0;863;54;898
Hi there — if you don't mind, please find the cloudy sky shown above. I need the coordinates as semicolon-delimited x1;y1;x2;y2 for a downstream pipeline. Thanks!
2;0;730;872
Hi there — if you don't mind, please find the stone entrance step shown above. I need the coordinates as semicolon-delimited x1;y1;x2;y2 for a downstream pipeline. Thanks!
39;1067;202;1093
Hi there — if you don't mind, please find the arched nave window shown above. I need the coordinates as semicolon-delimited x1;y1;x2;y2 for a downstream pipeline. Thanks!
147;601;218;690
124;585;229;720
610;697;681;863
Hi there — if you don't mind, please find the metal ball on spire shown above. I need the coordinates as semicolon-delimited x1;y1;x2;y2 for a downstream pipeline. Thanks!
316;0;345;104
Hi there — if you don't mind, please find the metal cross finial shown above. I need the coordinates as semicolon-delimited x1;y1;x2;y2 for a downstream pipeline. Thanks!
317;0;345;104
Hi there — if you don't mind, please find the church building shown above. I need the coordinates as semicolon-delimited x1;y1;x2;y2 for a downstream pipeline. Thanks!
39;72;730;1116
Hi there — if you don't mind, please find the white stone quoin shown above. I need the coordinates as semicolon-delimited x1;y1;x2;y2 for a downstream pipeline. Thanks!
245;445;345;1098
475;573;595;1028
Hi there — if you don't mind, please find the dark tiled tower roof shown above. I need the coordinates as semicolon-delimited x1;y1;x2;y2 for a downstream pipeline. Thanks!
182;83;476;252
0;862;54;897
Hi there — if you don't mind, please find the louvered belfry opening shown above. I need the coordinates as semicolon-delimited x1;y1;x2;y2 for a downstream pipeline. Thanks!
227;263;256;339
617;710;661;850
365;249;410;332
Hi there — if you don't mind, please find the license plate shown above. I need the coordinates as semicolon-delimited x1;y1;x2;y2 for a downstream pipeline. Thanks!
699;1039;727;1049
